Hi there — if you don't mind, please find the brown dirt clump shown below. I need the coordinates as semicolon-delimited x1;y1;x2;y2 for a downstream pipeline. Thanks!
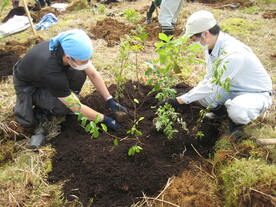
263;10;276;19
30;7;62;23
0;37;45;80
144;162;223;207
2;36;44;56
47;81;221;206
197;0;253;9
66;0;88;12
0;50;20;81
143;21;183;41
90;17;135;46
270;54;276;61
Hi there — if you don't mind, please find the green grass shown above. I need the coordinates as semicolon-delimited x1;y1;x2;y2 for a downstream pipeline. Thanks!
219;158;276;207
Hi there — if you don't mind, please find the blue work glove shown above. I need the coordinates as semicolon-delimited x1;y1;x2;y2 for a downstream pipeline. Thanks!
107;97;127;115
102;115;121;131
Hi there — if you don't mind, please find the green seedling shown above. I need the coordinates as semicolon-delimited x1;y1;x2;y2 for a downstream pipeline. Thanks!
127;117;144;137
155;103;188;139
128;145;143;156
65;94;107;138
124;8;138;23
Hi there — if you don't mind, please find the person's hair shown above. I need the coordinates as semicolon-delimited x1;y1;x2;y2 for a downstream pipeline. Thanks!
194;24;220;37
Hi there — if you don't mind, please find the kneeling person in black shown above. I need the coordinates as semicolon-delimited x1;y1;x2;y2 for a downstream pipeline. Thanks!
13;29;127;148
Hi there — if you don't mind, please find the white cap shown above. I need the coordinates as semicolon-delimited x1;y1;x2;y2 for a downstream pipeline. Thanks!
184;10;217;37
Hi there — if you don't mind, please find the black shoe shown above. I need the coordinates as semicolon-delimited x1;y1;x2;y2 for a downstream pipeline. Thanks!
144;12;153;24
219;120;244;142
228;119;244;133
205;105;228;120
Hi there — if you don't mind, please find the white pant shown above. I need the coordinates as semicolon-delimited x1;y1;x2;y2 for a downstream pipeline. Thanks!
158;0;184;27
199;90;272;125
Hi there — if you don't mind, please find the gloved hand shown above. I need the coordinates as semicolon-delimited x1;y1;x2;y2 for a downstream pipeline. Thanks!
159;98;180;110
107;98;127;115
102;115;122;131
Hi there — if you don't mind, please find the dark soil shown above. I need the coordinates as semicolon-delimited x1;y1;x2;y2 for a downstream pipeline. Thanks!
0;37;44;81
0;50;19;81
47;81;220;207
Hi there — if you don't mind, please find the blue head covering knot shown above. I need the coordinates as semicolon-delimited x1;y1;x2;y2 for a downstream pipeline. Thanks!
49;29;93;60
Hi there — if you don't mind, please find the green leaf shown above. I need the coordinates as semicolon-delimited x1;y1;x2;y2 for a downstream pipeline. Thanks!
65;97;74;102
137;117;145;122
137;131;142;136
81;117;88;126
128;148;134;156
173;62;181;74
134;98;139;104
95;114;101;124
101;123;108;132
85;124;92;133
92;130;99;138
159;33;168;41
113;139;119;146
159;53;167;65
145;69;152;76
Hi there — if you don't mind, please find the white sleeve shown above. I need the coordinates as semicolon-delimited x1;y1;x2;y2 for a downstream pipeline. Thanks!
179;74;215;104
179;52;244;104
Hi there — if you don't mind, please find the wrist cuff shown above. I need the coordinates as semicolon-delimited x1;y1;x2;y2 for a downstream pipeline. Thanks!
106;95;113;101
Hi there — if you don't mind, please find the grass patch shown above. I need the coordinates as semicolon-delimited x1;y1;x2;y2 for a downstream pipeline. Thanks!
0;148;65;206
219;158;276;207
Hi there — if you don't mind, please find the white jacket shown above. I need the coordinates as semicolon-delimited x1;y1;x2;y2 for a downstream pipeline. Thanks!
180;32;272;104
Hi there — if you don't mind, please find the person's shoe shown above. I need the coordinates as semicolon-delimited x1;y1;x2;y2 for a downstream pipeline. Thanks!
220;119;244;142
204;105;228;120
29;126;48;149
161;26;174;36
144;12;153;24
29;134;46;149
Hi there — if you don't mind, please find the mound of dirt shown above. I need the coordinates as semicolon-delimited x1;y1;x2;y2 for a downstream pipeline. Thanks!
90;17;135;46
48;81;221;206
30;7;63;23
3;36;44;56
198;0;253;8
263;10;276;19
0;50;20;81
0;37;44;81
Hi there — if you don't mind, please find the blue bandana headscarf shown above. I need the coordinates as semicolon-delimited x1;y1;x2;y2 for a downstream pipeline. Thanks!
49;29;93;60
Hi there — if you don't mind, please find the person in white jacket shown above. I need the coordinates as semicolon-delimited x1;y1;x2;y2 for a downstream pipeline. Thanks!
165;10;273;138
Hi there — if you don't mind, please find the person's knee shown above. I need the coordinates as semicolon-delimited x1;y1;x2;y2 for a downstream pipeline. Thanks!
226;100;250;125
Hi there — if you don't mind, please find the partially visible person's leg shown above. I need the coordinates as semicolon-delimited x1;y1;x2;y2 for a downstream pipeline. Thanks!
32;69;86;116
13;62;36;127
171;0;184;25
225;92;272;125
158;0;183;35
145;1;156;24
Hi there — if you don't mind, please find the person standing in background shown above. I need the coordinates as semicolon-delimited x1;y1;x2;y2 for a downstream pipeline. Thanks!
158;0;184;36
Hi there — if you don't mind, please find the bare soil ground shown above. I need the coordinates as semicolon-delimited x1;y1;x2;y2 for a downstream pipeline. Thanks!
47;81;222;206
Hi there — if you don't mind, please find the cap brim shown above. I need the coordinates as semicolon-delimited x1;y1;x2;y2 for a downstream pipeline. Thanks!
183;31;194;38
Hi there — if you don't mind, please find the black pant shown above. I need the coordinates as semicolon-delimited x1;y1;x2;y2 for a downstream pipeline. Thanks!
13;64;86;127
